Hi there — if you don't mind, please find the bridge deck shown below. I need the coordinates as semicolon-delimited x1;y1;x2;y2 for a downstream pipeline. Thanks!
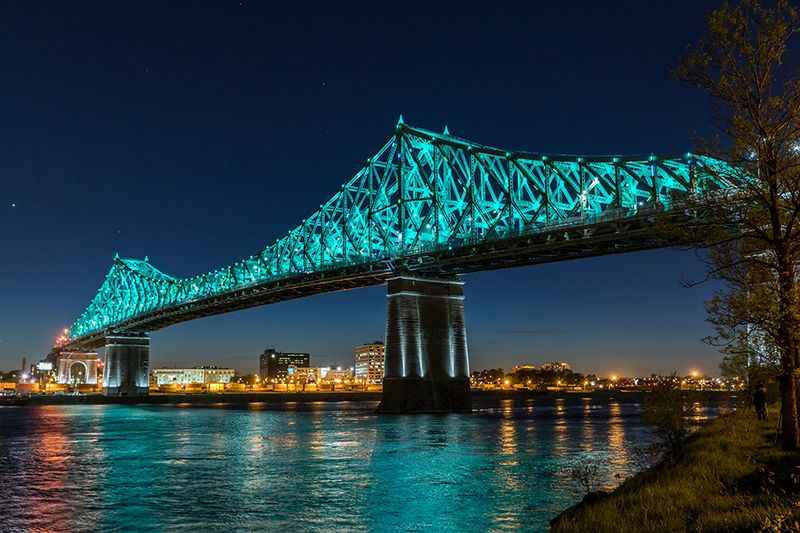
65;210;692;350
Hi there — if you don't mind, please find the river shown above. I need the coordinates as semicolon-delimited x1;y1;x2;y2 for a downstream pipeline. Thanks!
0;394;731;532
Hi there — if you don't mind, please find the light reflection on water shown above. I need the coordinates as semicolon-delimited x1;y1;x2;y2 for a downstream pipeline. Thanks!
0;396;729;532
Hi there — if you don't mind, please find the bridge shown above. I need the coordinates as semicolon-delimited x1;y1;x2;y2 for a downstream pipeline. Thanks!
61;118;740;411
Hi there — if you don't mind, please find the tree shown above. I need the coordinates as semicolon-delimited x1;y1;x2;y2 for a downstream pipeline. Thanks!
717;328;780;386
675;0;800;449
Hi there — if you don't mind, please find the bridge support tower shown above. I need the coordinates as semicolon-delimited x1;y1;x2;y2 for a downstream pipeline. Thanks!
378;274;471;413
104;334;150;396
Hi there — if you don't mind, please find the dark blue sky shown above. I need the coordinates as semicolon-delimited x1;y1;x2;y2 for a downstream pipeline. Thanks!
1;1;729;375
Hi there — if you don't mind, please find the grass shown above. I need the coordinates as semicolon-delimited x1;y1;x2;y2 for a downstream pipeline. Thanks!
551;406;800;532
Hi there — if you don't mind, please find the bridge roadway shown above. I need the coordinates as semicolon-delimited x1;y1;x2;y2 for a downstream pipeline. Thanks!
66;208;686;352
59;120;741;412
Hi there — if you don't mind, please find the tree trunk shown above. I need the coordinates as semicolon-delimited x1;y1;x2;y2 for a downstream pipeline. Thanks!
796;375;800;433
775;254;800;450
780;371;799;450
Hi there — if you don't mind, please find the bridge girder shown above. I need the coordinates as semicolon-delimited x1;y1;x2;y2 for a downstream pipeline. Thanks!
65;122;743;348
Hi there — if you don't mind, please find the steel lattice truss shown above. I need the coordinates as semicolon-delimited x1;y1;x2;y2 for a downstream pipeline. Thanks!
68;120;741;342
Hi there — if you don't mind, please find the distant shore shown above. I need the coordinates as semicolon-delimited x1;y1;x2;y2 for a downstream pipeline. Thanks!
0;389;738;407
0;390;383;406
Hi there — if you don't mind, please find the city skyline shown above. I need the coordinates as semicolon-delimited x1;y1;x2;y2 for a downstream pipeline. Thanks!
1;1;734;376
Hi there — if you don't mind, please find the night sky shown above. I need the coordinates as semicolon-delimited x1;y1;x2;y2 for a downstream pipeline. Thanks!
1;1;731;376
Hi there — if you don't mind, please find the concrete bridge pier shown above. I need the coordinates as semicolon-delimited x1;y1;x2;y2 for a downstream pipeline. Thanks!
378;274;472;413
104;334;150;396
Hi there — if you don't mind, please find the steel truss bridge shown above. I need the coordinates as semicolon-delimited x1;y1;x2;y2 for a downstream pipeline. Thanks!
65;119;739;350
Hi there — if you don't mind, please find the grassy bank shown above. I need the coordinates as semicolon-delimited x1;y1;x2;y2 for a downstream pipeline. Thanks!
552;406;800;532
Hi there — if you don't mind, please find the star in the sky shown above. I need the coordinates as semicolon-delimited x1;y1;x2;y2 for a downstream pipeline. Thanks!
10;202;15;208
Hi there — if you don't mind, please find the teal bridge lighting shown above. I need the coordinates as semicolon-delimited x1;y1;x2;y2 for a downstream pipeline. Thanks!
65;119;740;348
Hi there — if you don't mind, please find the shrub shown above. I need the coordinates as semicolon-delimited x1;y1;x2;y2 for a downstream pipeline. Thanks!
642;373;695;458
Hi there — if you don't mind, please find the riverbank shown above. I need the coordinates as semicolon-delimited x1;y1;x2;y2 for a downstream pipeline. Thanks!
0;389;738;407
551;405;800;532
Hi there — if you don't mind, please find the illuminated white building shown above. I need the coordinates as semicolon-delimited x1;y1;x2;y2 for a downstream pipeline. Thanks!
152;367;234;386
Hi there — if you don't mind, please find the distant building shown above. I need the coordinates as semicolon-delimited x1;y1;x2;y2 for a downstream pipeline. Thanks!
354;342;385;385
541;361;572;372
259;349;310;382
276;366;355;388
321;366;354;383
291;366;319;384
512;364;537;374
152;367;234;386
33;360;58;388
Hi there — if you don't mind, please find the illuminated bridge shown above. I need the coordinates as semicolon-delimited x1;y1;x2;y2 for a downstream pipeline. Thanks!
62;118;740;411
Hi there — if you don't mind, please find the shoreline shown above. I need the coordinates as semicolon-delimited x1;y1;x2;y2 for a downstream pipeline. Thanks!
549;405;799;532
0;389;738;407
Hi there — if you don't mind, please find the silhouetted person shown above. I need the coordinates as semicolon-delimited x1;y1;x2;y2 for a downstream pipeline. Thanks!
753;384;767;421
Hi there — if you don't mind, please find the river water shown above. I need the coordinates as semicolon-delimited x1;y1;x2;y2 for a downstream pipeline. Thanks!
0;395;727;532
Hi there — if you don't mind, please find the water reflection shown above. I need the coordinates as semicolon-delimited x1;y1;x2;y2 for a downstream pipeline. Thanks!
32;408;74;532
552;398;568;458
579;397;594;453
499;417;518;456
607;401;628;463
0;395;732;532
